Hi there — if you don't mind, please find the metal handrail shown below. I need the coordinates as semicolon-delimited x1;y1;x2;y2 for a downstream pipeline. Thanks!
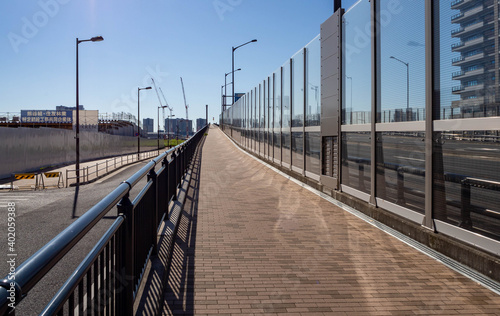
0;125;208;315
65;149;163;187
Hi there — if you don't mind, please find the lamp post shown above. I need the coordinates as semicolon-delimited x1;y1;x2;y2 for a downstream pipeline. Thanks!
76;36;103;187
390;56;409;120
138;86;152;159
157;105;168;149
167;113;175;148
222;68;241;130
232;39;257;104
225;68;241;108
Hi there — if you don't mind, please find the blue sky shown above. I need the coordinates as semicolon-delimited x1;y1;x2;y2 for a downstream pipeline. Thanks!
1;0;336;130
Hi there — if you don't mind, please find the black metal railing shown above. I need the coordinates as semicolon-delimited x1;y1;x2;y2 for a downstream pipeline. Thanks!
0;125;208;315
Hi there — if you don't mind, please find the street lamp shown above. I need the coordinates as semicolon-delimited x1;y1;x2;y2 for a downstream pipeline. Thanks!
76;36;103;187
232;39;257;104
167;113;175;148
225;68;241;108
138;86;152;159
157;105;168;149
390;56;409;120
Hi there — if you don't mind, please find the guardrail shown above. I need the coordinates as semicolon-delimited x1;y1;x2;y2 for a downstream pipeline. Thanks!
65;149;164;187
346;156;500;226
0;125;209;315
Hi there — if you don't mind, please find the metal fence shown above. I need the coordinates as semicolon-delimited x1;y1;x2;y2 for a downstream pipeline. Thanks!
0;125;208;315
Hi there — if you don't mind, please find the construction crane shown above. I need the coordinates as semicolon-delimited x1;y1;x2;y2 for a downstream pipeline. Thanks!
180;77;189;138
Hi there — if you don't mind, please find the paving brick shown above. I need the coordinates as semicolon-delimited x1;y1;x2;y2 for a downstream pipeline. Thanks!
160;126;500;315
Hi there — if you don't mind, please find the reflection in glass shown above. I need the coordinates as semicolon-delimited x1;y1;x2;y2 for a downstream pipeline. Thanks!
274;70;281;161
282;61;291;165
378;0;425;122
306;35;321;126
433;130;500;241
292;49;304;127
341;132;371;194
305;132;320;174
342;0;371;125
376;132;425;214
436;1;500;120
292;132;303;169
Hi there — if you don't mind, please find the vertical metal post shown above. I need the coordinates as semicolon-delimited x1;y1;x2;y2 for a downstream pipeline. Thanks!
303;47;307;176
369;0;378;206
76;38;80;187
117;192;134;316
424;0;436;230
148;169;158;255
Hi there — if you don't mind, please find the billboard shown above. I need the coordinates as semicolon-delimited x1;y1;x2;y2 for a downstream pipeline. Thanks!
21;110;73;124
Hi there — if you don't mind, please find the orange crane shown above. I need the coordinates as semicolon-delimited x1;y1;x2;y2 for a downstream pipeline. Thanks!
180;77;189;138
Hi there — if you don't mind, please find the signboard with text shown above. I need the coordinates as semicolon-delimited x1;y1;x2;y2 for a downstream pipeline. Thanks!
21;110;73;124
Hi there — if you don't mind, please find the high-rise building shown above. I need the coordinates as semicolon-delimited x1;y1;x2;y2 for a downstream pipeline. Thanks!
143;118;154;134
196;118;207;131
451;0;499;115
166;118;193;137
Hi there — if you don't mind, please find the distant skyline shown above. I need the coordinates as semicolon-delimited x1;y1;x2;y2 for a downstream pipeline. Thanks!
1;1;334;131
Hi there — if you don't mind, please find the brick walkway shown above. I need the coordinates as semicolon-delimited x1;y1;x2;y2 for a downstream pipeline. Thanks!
161;126;500;315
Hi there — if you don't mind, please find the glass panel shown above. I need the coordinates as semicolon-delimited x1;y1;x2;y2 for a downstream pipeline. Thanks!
342;0;371;125
259;81;266;155
433;130;500;241
305;132;320;174
306;35;321;126
435;0;500;120
378;0;426;122
264;79;268;157
269;75;274;158
341;132;371;194
292;49;304;127
274;70;281;161
292;132;304;169
282;61;291;165
376;132;425;214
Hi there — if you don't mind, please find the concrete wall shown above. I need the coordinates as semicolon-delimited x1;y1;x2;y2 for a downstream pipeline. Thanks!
0;127;163;179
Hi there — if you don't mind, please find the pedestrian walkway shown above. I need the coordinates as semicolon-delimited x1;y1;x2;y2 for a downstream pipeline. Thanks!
161;126;500;315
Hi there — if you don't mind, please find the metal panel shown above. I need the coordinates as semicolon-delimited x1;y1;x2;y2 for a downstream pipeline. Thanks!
434;220;500;256
0;127;160;179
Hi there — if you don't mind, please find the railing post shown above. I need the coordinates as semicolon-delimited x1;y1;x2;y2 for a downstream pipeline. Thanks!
106;160;108;173
148;169;158;255
163;156;170;220
459;179;473;228
397;168;406;205
116;191;134;316
96;163;99;178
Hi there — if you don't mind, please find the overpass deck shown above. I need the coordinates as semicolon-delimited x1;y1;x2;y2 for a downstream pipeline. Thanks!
160;126;500;315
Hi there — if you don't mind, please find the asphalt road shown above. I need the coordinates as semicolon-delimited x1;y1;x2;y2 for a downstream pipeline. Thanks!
0;157;165;314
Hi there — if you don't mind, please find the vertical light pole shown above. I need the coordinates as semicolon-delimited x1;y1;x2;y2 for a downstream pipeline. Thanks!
225;68;241;108
390;56;409;120
76;36;103;186
157;105;167;149
232;39;257;104
167;112;175;148
138;86;152;159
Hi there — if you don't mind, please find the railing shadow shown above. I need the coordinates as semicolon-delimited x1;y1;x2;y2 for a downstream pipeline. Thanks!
161;138;202;315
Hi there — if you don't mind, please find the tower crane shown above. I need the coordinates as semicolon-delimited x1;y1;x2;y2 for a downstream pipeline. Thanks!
180;77;189;138
151;78;167;148
159;87;174;145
